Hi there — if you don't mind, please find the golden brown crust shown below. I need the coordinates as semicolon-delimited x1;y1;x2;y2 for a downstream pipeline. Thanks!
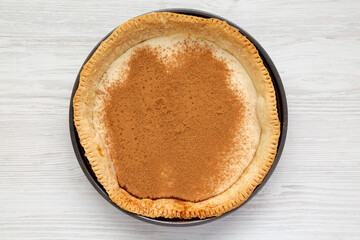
73;12;280;219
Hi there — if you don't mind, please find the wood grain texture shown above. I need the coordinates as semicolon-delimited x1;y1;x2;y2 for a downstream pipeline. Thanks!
0;0;359;239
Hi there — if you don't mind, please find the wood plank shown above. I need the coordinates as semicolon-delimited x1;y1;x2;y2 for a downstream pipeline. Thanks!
0;0;359;239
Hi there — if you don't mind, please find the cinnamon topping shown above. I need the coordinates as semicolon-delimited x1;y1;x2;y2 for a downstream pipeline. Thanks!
101;41;244;202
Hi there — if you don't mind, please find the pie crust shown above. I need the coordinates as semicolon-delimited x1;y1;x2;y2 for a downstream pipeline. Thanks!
73;12;280;219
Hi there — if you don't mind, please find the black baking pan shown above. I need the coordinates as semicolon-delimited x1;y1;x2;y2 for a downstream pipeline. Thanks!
69;8;288;226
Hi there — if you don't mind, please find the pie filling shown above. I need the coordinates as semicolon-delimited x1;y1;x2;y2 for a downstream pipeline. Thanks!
94;34;260;202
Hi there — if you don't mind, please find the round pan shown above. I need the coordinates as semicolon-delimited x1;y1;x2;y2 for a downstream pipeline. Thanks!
69;8;288;226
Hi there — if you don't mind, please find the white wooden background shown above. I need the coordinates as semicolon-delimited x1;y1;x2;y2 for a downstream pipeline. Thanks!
1;0;359;239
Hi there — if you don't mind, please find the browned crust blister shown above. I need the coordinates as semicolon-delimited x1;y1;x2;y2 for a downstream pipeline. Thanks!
73;12;280;219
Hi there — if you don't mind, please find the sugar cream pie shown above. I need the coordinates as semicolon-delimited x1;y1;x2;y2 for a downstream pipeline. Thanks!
73;12;280;219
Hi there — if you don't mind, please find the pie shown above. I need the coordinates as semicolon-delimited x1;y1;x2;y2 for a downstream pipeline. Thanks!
73;12;280;219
